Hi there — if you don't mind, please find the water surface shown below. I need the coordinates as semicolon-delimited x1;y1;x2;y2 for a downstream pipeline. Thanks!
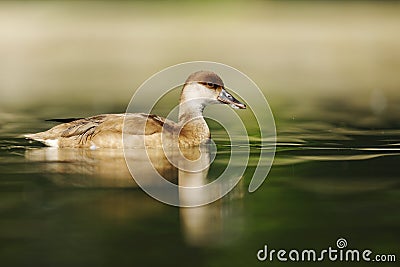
0;98;399;267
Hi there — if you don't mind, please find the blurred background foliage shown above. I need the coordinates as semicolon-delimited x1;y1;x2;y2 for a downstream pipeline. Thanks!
1;0;399;120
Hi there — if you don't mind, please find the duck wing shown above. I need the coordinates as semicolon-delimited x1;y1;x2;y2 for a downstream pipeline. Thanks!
26;113;177;147
123;113;176;135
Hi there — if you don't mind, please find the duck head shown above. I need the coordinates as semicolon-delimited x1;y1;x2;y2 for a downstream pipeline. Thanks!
181;71;246;110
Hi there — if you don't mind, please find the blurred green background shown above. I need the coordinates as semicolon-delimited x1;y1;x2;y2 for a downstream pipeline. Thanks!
1;1;399;114
0;1;399;267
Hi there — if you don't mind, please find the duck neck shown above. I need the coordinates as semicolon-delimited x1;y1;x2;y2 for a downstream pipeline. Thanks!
178;100;210;146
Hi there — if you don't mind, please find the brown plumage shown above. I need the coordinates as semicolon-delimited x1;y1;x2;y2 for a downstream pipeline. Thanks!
25;71;246;148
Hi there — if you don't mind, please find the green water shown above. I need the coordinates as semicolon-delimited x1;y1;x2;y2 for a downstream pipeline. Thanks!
0;97;399;267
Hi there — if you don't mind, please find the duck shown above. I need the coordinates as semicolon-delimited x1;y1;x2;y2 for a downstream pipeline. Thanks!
25;71;246;148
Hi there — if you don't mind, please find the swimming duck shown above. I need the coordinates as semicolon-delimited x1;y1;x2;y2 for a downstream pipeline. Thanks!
25;71;246;148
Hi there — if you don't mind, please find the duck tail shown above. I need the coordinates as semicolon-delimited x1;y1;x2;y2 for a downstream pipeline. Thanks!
24;132;42;141
24;132;59;147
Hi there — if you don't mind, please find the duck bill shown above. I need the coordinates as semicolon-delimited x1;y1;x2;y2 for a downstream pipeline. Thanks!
217;89;246;109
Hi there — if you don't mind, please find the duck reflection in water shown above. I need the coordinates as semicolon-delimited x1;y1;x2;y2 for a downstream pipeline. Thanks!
25;145;244;246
